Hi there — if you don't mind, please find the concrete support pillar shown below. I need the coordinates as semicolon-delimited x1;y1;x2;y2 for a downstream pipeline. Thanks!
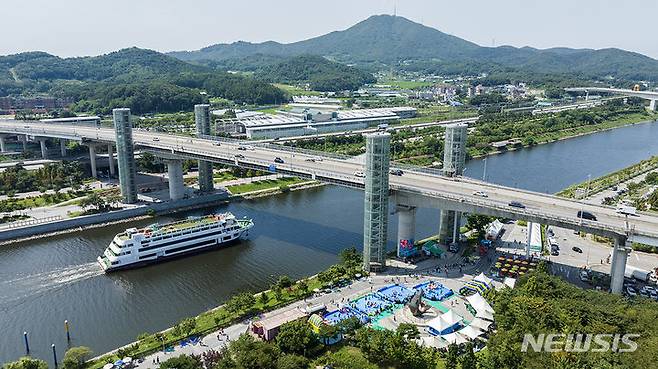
396;205;416;258
60;139;67;157
194;104;215;192
39;139;47;159
107;144;115;177
452;211;460;245
198;160;214;192
88;144;97;178
20;135;27;152
439;210;457;244
610;236;630;294
0;135;6;153
166;159;185;201
650;99;656;111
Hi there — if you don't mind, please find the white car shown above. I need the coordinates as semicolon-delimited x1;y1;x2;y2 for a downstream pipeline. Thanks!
473;191;488;197
354;171;366;178
579;271;590;283
626;286;637;297
152;137;160;141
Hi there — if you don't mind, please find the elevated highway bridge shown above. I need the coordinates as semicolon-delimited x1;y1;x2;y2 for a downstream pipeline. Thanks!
0;118;656;293
566;87;658;110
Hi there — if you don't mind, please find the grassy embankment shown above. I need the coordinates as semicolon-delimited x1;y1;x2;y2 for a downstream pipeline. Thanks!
227;177;311;194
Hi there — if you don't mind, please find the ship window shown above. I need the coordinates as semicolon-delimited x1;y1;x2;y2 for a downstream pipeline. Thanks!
223;236;231;241
139;253;156;260
164;239;216;255
111;261;119;265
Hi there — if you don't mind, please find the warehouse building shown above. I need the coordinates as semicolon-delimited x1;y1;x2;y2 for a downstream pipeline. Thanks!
217;107;416;139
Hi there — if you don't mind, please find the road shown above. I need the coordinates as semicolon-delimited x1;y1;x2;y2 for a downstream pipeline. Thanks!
2;120;658;245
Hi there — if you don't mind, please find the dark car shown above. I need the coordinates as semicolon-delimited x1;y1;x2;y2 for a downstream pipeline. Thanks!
274;157;284;164
551;250;559;256
508;201;526;209
572;246;583;253
234;154;245;159
389;169;404;176
577;210;597;221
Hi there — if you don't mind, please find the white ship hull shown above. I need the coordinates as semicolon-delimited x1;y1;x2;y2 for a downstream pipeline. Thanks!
98;214;253;272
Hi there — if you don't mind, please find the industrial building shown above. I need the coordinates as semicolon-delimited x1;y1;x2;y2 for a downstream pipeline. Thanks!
41;116;101;126
217;107;416;139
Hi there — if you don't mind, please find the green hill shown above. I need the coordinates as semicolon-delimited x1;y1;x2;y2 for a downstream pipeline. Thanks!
170;14;658;81
0;48;286;114
255;55;375;92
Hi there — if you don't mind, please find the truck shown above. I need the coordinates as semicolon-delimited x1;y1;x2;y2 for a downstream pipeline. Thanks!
624;265;651;282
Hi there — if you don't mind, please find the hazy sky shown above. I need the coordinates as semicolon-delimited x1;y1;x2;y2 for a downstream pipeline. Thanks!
4;0;658;59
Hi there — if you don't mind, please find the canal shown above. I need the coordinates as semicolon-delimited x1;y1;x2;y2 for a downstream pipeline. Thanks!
1;120;657;363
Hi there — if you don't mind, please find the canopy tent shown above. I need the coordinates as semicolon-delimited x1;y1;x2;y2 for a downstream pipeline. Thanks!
417;335;450;349
474;273;494;287
428;310;463;336
476;309;495;322
102;364;114;369
465;293;494;316
458;325;485;340
469;317;493;331
503;277;517;289
441;331;469;345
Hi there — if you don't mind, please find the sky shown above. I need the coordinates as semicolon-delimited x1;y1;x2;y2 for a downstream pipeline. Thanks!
3;0;658;59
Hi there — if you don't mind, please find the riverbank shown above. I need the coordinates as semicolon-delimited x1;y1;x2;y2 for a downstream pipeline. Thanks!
0;178;322;246
470;114;656;159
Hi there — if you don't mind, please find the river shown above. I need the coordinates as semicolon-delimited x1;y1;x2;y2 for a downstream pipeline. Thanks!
1;120;658;363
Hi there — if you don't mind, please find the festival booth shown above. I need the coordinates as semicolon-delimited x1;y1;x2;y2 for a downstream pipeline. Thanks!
427;310;464;336
350;294;393;317
413;281;454;301
458;325;486;340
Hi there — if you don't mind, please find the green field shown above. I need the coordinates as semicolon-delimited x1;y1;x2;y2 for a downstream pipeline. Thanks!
226;177;308;194
273;83;323;96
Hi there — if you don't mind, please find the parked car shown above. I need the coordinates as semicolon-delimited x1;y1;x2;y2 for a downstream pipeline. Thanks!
579;271;590;282
353;171;366;178
389;169;404;176
274;157;284;164
473;191;488;197
572;246;583;253
551;250;559;256
213;142;221;146
577;210;597;221
234;154;245;159
448;244;459;253
508;201;525;209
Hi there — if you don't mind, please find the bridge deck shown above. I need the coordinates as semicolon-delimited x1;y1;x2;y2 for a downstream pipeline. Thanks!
2;120;658;244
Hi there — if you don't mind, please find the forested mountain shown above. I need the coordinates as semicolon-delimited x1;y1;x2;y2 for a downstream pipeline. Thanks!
170;14;658;81
0;48;286;114
255;55;375;91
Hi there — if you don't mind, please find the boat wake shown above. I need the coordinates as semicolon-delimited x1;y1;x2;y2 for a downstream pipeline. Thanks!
0;262;103;310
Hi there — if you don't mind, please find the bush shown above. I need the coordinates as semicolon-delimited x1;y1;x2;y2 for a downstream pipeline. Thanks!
63;347;93;369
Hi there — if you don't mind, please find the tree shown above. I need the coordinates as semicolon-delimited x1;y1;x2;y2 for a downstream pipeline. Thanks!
276;320;318;356
317;348;377;369
63;346;93;369
229;334;280;369
339;246;362;270
445;344;459;369
460;343;477;369
160;355;202;369
296;279;308;294
276;275;293;289
2;357;48;369
259;291;270;305
336;316;362;336
466;214;494;239
276;354;308;369
396;323;419;340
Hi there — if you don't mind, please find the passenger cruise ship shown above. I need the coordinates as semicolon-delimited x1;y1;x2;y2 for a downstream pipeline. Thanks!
97;213;254;272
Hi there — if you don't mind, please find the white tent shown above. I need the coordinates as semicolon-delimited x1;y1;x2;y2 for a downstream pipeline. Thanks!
474;273;494;287
465;293;494;316
441;331;469;345
503;277;516;289
469;317;493;331
427;310;463;335
458;325;485;340
418;335;450;349
476;309;495;322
